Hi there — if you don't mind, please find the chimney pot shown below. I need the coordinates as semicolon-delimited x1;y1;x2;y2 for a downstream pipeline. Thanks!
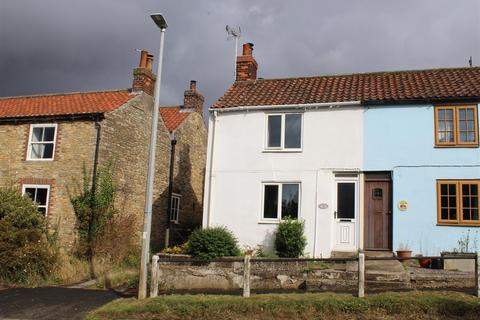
190;80;197;91
146;54;154;71
139;50;149;68
242;43;254;56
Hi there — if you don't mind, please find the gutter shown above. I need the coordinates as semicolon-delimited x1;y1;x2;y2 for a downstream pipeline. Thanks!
209;101;362;113
0;113;105;124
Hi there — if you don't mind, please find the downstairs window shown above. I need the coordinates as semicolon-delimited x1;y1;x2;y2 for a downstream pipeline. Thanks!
437;180;479;225
262;183;300;221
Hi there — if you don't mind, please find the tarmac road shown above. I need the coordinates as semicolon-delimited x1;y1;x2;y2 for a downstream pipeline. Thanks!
0;287;121;320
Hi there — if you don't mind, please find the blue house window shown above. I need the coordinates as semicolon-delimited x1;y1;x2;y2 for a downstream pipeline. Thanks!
435;106;478;147
437;180;479;225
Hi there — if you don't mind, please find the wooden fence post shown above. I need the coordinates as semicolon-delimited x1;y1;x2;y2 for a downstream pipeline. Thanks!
243;254;251;298
476;252;479;298
358;252;365;298
150;255;159;298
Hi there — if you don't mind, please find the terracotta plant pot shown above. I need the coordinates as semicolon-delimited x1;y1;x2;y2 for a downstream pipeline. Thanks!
396;250;412;260
419;258;432;268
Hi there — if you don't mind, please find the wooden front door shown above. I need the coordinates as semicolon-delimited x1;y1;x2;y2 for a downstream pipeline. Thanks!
364;180;392;250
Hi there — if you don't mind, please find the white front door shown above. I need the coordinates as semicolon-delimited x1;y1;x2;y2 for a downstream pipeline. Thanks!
333;179;358;251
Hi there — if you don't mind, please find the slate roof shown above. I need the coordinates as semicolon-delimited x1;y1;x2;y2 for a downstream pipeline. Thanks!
0;90;133;119
159;106;192;132
213;67;480;109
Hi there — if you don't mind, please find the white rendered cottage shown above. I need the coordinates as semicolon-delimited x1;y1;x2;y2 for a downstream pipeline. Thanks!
203;43;363;257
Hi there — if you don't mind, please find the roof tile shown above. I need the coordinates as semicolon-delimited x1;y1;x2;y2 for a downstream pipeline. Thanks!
0;90;133;118
213;67;480;109
159;106;191;132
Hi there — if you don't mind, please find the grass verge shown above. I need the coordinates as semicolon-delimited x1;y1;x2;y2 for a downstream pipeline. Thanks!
87;291;480;320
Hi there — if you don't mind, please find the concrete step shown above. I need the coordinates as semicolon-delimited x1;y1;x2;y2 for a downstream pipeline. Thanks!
331;251;357;258
364;250;394;258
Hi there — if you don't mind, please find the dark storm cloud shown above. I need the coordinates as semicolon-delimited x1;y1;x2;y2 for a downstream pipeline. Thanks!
0;0;479;108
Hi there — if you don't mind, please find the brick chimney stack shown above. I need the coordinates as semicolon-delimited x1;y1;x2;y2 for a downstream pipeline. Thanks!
132;49;157;95
183;80;204;116
236;43;258;81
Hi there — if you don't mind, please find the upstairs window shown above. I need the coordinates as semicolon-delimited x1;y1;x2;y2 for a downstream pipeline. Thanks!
170;194;181;223
266;114;302;150
437;180;479;225
22;185;50;216
262;183;300;221
27;124;57;160
435;106;478;147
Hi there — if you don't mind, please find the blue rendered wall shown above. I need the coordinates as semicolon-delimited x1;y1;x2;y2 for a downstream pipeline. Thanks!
364;104;480;254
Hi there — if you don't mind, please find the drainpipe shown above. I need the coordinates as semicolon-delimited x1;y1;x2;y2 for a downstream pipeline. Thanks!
204;111;217;227
165;131;177;247
91;120;102;197
87;118;101;278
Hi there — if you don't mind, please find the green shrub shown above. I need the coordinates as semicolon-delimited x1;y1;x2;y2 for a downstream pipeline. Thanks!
274;218;307;258
186;227;240;260
69;163;117;257
0;187;57;284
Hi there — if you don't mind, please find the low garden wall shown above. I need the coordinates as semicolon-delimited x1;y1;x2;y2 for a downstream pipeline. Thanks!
151;253;480;297
155;254;373;293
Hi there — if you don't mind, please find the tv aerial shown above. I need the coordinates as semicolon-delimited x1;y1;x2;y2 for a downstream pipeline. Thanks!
226;25;241;78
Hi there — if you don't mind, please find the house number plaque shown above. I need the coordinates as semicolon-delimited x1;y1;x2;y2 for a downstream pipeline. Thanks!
398;200;408;211
318;203;328;209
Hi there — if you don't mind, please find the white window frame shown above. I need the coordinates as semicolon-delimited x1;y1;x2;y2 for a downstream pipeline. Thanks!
27;123;58;161
260;182;301;223
170;193;181;224
22;184;51;216
264;113;303;152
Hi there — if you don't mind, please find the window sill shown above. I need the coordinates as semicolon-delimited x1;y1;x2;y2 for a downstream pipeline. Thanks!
262;149;303;153
436;223;480;227
258;220;280;224
434;144;479;148
25;159;55;162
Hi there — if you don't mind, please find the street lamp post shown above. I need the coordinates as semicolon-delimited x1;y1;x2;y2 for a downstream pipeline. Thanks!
138;13;168;300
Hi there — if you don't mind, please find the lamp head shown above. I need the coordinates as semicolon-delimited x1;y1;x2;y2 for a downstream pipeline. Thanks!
151;13;168;29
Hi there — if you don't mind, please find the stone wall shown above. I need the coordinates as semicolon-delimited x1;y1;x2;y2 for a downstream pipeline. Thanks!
156;258;358;292
151;111;207;248
102;94;207;250
0;92;207;250
99;93;156;243
0;120;97;247
154;256;476;293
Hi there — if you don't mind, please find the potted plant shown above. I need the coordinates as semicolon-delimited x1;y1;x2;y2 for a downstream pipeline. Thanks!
440;230;478;271
396;242;412;260
417;254;431;268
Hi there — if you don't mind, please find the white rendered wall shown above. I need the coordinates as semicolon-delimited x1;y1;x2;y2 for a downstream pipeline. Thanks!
203;107;363;257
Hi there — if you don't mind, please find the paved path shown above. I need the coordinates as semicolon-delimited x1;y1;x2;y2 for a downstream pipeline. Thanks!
0;287;121;320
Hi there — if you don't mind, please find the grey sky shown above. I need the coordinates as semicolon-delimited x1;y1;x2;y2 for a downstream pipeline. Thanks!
1;0;479;109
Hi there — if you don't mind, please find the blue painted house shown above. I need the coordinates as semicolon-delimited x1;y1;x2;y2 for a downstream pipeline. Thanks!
365;102;480;255
205;43;480;257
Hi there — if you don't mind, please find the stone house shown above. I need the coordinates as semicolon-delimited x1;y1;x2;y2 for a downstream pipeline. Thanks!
0;50;207;250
